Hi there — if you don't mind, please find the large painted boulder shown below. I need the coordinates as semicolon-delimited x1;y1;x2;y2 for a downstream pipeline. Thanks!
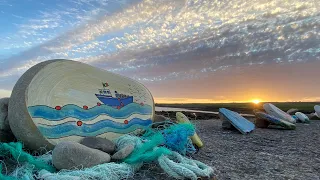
8;60;155;150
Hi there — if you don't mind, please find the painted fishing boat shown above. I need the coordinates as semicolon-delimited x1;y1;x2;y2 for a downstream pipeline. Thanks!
95;82;133;107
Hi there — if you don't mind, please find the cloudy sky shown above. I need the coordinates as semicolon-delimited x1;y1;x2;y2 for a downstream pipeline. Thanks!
0;0;319;103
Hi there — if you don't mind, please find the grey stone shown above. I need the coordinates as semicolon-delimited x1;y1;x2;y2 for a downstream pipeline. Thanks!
286;108;299;115
152;114;173;128
254;118;270;128
80;137;116;154
307;113;319;120
222;120;236;130
153;114;168;123
52;141;111;170
0;131;16;142
0;97;10;131
219;113;236;130
0;97;16;142
111;144;134;160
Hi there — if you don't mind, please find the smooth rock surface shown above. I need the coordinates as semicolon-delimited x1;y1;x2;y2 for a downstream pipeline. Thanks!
220;113;236;130
153;115;168;123
0;97;16;142
254;118;270;128
52;141;111;170
0;97;10;131
0;131;16;142
80;137;116;154
307;113;318;120
287;108;299;115
221;120;235;130
111;144;134;160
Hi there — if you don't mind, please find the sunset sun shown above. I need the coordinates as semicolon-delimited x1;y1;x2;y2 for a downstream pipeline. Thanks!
252;99;261;104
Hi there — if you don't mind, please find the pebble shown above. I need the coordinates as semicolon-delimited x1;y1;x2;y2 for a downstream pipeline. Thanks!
112;144;134;160
286;108;299;115
254;118;270;128
153;114;168;123
0;98;10;131
221;120;235;129
0;97;15;142
52;141;111;170
80;137;116;154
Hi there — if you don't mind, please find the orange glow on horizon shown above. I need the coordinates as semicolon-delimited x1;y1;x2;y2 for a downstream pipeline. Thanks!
154;97;261;104
154;97;320;104
252;99;261;104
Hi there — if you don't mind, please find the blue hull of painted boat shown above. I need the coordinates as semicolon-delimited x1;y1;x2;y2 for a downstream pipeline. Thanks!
219;108;255;134
95;94;133;107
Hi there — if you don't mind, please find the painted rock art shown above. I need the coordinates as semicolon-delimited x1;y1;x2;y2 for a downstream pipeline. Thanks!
8;60;154;150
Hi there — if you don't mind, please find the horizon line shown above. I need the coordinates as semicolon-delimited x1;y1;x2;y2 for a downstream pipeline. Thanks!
154;101;320;104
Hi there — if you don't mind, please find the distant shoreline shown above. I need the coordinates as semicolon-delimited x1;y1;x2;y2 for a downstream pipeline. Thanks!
155;102;319;114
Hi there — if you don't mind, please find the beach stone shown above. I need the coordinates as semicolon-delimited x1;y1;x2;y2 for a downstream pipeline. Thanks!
0;98;15;142
52;141;111;170
254;118;270;128
287;108;299;115
222;120;236;129
152;114;173;128
0;131;16;142
0;97;10;131
8;60;155;150
111;144;134;160
80;137;116;154
307;113;319;120
219;113;236;130
153;114;168;123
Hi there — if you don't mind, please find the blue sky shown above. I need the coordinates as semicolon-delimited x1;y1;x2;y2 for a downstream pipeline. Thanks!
0;0;320;102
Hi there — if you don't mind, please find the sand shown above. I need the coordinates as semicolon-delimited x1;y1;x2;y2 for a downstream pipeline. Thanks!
133;118;320;180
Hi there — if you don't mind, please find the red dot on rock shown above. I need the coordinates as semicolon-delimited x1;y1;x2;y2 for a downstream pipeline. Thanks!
55;106;61;110
83;105;88;110
77;121;83;126
124;120;128;124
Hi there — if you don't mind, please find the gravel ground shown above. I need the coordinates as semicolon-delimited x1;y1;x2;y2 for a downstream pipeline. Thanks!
134;119;320;180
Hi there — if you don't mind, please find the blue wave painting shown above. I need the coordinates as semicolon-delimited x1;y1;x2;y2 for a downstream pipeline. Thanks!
37;118;152;138
28;103;152;121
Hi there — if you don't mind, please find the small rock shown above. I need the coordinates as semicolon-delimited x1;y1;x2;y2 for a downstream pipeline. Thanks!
112;144;134;160
254;118;270;128
219;113;235;130
307;113;319;120
222;120;236;130
286;108;299;115
0;98;15;142
153;114;169;123
52;141;111;170
0;97;10;131
0;131;16;142
80;137;116;154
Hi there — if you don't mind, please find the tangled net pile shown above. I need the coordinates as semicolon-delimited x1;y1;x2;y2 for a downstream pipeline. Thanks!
0;121;214;180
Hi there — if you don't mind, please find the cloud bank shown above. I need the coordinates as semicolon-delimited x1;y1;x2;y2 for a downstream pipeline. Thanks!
0;0;319;102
